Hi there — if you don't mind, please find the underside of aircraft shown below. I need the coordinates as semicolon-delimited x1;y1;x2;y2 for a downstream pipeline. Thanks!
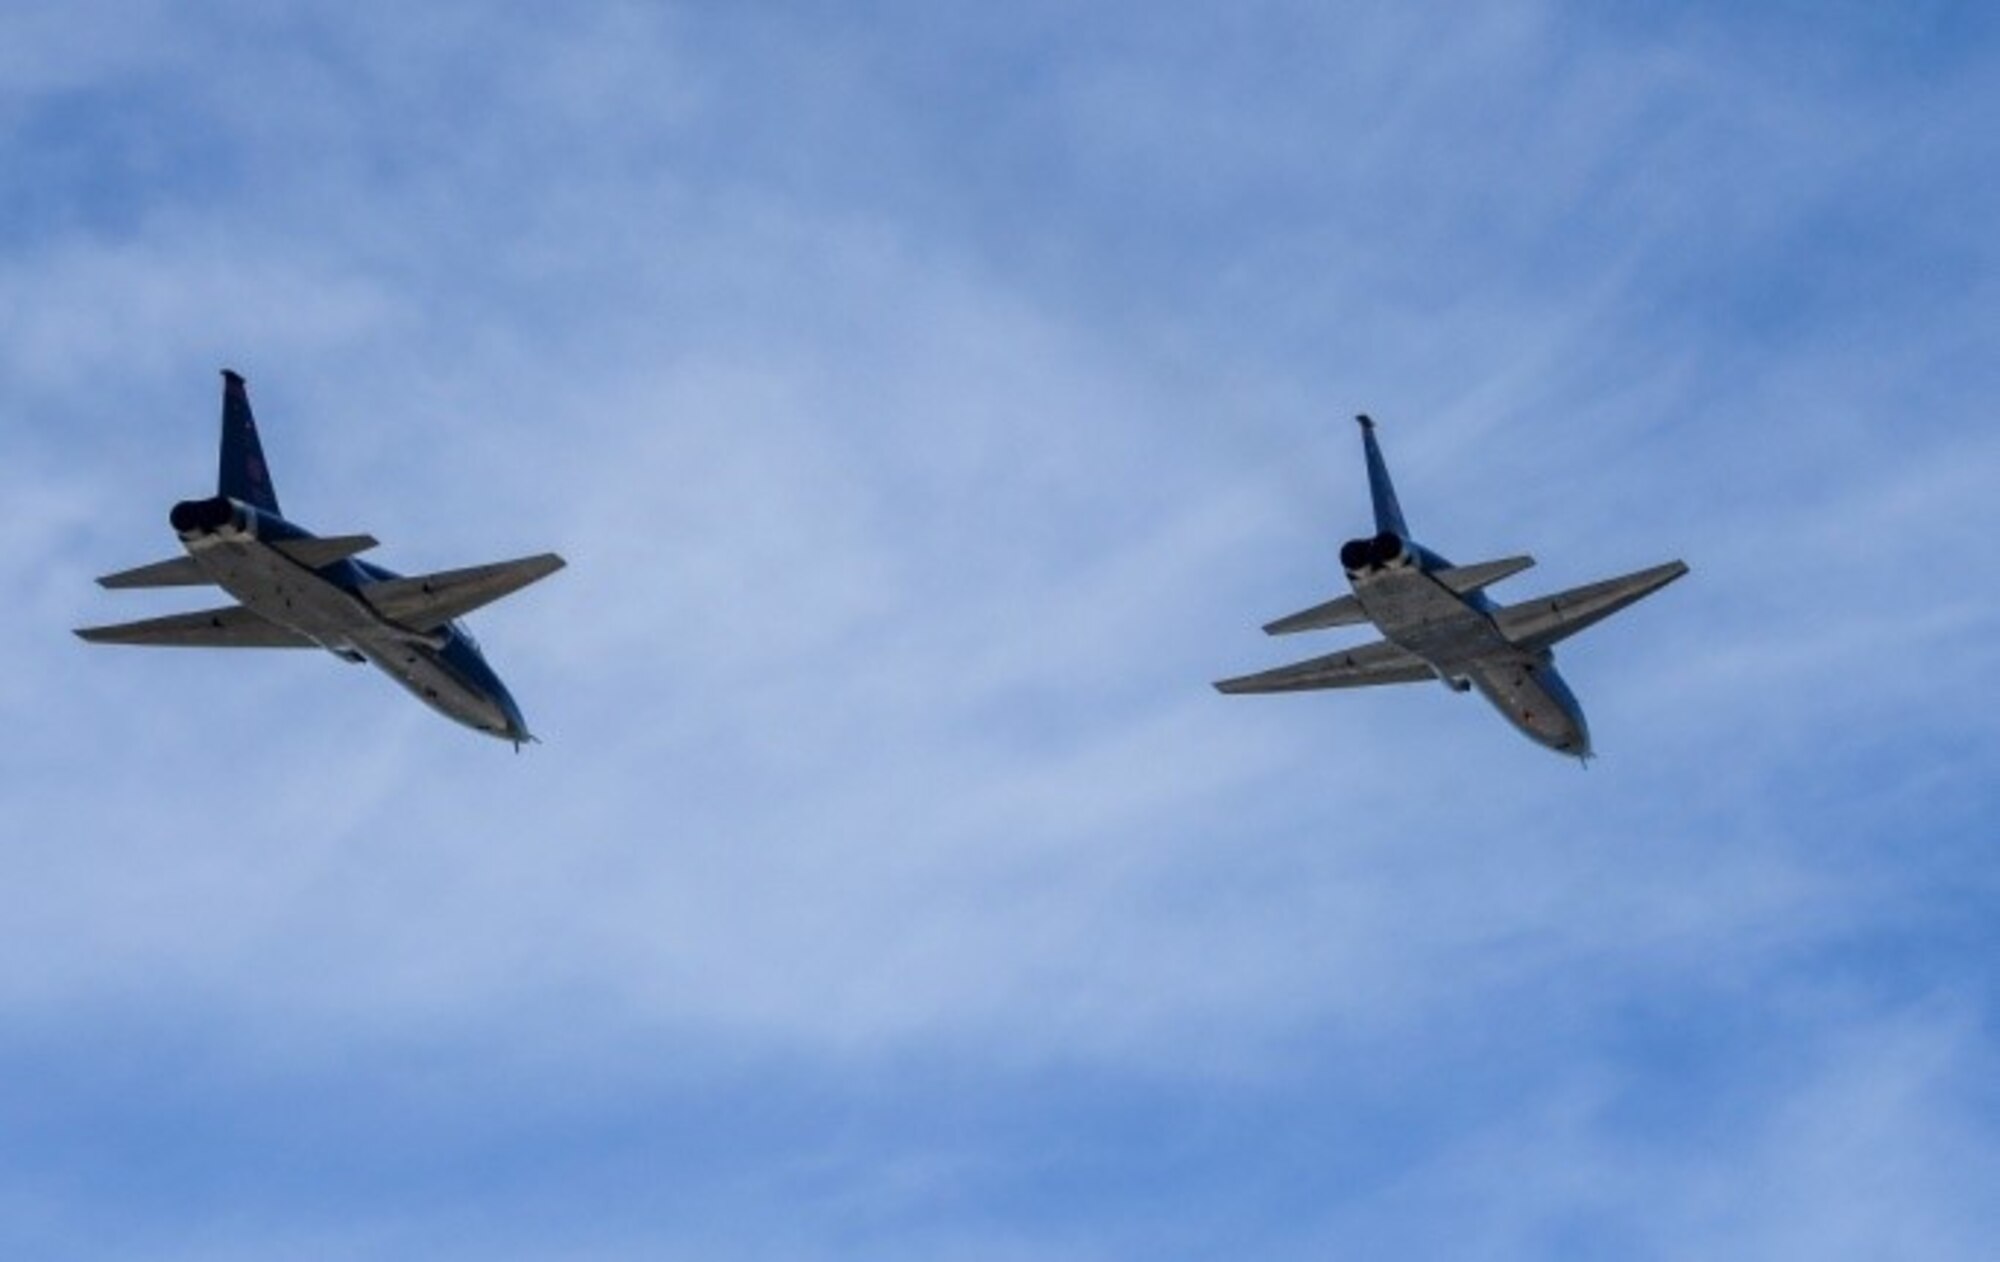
75;371;564;745
1216;416;1687;759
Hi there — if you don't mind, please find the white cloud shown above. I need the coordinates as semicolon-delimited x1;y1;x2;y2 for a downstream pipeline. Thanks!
2;2;1996;1256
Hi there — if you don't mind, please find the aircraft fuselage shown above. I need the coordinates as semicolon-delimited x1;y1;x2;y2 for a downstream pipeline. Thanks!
176;499;530;741
77;371;560;744
1215;415;1684;757
1348;545;1591;757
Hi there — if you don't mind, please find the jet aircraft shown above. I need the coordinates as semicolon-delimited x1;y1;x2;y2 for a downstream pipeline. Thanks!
1215;416;1686;759
76;371;564;746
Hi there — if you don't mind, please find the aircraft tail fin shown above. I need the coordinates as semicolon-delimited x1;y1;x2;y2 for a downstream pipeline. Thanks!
1356;414;1408;538
218;370;282;516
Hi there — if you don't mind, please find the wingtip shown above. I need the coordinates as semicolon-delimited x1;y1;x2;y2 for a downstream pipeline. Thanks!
527;552;568;580
1355;413;1374;431
221;368;245;387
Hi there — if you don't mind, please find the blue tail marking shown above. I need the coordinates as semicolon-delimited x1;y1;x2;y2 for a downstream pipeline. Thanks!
1356;414;1407;538
219;369;281;516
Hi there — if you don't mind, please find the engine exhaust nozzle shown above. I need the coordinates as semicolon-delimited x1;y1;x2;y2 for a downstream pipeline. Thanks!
170;495;241;535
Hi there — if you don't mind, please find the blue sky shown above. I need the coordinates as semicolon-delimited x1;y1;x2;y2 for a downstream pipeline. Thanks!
3;2;1997;1257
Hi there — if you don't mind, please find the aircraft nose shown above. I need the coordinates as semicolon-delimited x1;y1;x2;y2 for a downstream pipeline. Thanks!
1525;704;1590;759
1551;720;1591;760
491;692;532;745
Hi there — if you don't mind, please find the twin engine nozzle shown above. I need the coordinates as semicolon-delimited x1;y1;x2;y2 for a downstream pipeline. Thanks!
1340;530;1413;573
170;495;253;537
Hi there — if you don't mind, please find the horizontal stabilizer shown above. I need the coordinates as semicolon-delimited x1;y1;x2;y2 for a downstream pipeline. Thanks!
1263;593;1368;636
1216;637;1434;694
1433;554;1534;594
75;604;316;649
361;552;566;631
1493;559;1689;650
272;534;379;568
97;555;210;589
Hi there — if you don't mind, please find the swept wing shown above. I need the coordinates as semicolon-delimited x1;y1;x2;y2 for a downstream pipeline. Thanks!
360;553;566;631
1433;554;1535;594
97;555;211;589
1215;637;1434;694
1263;593;1368;636
1493;560;1689;650
271;534;379;568
74;604;316;648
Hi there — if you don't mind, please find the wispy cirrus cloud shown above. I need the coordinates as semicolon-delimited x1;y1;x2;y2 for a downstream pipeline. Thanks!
1;2;1995;1258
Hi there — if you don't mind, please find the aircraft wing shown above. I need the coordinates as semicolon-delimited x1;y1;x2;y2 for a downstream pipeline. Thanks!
1260;555;1540;638
74;604;316;648
1433;554;1534;594
360;553;566;631
1262;592;1368;636
1492;559;1689;650
1215;638;1435;694
96;555;210;589
271;534;379;568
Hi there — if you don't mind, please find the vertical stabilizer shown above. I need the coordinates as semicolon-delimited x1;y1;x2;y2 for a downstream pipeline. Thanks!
219;369;281;516
1356;414;1407;537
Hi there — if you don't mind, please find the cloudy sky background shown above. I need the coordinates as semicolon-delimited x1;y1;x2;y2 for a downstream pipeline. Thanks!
3;2;1997;1257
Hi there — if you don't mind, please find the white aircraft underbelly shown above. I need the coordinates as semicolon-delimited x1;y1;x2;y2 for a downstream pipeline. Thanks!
186;535;376;648
1468;658;1589;754
360;642;512;733
1352;568;1511;675
187;534;508;732
186;534;438;653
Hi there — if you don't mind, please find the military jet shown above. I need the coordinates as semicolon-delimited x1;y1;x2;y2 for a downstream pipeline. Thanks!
76;370;564;746
1216;416;1686;760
